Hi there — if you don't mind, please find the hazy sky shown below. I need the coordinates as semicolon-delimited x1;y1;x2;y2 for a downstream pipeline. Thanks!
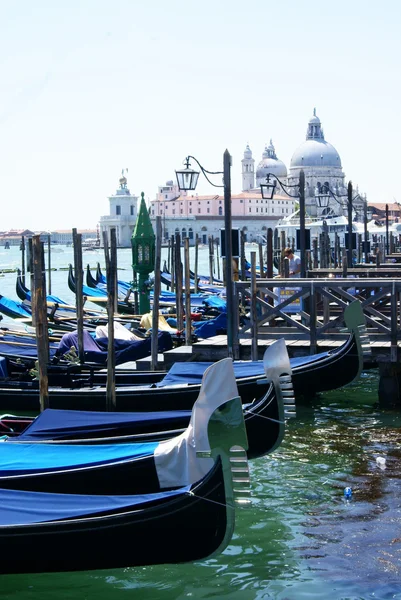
0;0;400;231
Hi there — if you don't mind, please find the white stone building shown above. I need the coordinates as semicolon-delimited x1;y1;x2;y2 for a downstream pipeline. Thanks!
99;170;138;247
149;109;366;245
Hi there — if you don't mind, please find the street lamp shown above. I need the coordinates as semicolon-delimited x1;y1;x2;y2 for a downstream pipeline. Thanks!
260;170;306;277
175;150;235;357
315;185;331;209
175;157;200;191
314;181;361;266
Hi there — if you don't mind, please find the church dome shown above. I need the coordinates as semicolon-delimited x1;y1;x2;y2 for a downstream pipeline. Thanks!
256;140;287;180
290;109;342;169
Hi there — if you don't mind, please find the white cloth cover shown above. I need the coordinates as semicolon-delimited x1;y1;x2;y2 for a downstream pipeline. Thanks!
95;321;143;341
154;358;239;488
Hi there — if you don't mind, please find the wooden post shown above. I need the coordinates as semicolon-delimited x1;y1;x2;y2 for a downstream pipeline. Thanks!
208;236;214;285
170;235;175;293
72;229;85;364
151;217;162;371
175;233;184;331
283;257;290;278
32;235;49;411
309;281;317;354
376;247;381;267
105;228;117;411
167;238;171;274
342;248;348;277
319;233;325;268
21;235;26;285
357;234;362;264
47;234;52;295
184;237;192;346
267;228;273;278
312;238;318;269
240;230;246;281
250;252;258;361
194;234;199;294
258;243;264;278
335;233;340;269
215;239;220;280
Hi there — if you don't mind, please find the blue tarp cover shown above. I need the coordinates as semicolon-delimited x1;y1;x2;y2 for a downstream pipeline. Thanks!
159;359;265;386
159;350;332;386
0;335;59;359
0;295;32;318
56;330;173;365
16;408;191;441
192;312;228;339
0;441;158;474
201;296;227;311
0;485;190;526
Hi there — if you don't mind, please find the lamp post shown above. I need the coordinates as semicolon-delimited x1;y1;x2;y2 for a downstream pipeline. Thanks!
386;203;389;257
260;169;306;277
363;199;369;264
347;181;353;266
315;181;361;266
176;150;235;357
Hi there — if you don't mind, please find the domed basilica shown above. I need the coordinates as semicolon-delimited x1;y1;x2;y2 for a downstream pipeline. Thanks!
241;109;365;218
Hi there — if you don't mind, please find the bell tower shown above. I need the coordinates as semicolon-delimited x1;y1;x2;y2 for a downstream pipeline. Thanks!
241;144;255;191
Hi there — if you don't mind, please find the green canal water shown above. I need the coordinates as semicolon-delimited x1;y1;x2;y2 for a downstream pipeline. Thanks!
0;246;400;599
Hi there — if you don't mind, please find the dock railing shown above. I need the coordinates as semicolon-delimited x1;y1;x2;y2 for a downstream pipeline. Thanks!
234;278;401;361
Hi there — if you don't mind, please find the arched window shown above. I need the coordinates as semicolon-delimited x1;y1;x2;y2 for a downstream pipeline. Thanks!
188;228;194;240
182;228;187;238
218;207;223;216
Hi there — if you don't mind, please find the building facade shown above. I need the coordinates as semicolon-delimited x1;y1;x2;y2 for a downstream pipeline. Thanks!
149;109;367;244
150;181;294;244
99;170;139;247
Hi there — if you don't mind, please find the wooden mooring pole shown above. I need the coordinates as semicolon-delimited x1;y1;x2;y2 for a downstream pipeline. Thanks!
32;235;49;412
72;229;85;364
103;229;117;410
184;237;192;346
151;217;162;371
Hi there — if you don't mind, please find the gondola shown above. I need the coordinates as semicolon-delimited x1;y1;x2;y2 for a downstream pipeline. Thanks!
0;294;32;321
0;359;251;497
87;264;131;295
89;263;223;311
0;363;250;574
0;327;173;365
68;263;140;315
0;340;293;460
0;459;236;574
0;300;366;413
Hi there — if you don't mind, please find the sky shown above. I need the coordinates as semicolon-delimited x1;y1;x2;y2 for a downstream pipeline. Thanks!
0;0;400;231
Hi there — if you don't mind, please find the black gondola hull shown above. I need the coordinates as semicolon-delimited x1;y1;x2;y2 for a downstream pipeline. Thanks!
0;459;230;574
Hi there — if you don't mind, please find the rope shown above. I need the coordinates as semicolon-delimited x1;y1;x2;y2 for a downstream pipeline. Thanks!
186;490;237;510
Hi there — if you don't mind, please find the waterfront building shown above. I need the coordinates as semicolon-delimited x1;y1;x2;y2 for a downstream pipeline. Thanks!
48;229;98;245
99;170;139;247
149;109;366;245
0;229;35;247
150;180;294;245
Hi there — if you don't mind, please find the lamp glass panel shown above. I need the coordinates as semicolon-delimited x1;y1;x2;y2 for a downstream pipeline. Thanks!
176;168;199;191
317;194;330;208
260;183;275;200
